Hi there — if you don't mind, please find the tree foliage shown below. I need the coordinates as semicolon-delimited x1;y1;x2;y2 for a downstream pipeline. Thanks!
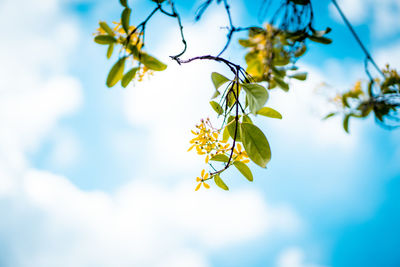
94;0;400;190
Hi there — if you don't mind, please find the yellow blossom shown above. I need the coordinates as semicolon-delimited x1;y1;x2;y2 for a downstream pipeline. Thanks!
195;169;210;191
233;143;250;163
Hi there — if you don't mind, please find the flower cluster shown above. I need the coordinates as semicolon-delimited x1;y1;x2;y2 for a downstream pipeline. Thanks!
188;118;229;164
188;118;251;191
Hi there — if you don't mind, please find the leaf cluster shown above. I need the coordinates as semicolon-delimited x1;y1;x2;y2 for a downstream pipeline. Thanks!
94;1;167;88
325;65;400;132
189;71;283;190
239;24;331;91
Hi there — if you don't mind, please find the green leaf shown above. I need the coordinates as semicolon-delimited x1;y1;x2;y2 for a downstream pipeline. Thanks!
121;8;131;34
238;39;256;47
151;0;166;3
211;72;230;90
214;174;229;190
242;114;253;124
274;77;289;91
121;67;138;88
240;123;271;168
343;114;350;133
241;83;269;114
233;161;253;181
106;57;126;87
107;43;114;59
311;27;331;37
119;0;128;7
222;126;230;141
248;27;264;37
99;22;114;36
210;154;229;162
226;89;236;107
294;45;307;57
94;35;117;45
211;89;220;99
290;72;307;81
272;56;290;66
323;112;336;120
256;107;282;119
210;101;224;115
139;53;167;71
308;35;332;44
227;116;241;142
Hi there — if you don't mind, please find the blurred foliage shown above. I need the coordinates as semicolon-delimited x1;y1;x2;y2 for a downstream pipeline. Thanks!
239;23;331;90
325;65;400;132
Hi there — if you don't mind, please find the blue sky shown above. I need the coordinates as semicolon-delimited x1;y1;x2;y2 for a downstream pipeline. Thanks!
1;0;400;266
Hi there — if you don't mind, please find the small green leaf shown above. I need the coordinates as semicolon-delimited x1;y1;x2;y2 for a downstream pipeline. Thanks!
242;83;269;114
222;126;230;141
227;116;241;142
121;67;138;88
273;56;290;66
274;77;289;91
106;57;126;87
107;43;114;59
139;53;167;71
210;154;229;162
94;35;117;45
294;45;307;57
323;112;336;120
214;174;229;190
99;22;114;36
240;123;271;168
210;101;224;115
311;27;331;37
121;8;131;34
343;114;350;133
119;0;128;7
211;89;220;99
242;114;253;124
290;72;307;81
226;90;236;107
256;107;282;119
308;35;332;44
151;0;166;3
211;72;230;90
238;39;256;47
233;161;253;181
248;27;264;37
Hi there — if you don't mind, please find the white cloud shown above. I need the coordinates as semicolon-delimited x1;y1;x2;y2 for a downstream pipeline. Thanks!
0;0;82;197
276;247;327;267
329;0;400;38
266;64;360;149
375;40;400;69
0;169;302;267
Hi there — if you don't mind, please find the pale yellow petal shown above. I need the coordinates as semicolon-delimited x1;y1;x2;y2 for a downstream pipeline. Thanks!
195;183;202;191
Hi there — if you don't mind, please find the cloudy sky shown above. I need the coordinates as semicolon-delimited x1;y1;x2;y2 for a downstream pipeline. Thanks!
1;0;400;266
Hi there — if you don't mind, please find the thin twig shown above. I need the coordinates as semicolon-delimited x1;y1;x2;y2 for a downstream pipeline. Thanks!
331;0;384;77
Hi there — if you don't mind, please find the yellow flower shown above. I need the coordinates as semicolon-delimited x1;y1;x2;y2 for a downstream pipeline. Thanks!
195;169;210;191
233;143;250;163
